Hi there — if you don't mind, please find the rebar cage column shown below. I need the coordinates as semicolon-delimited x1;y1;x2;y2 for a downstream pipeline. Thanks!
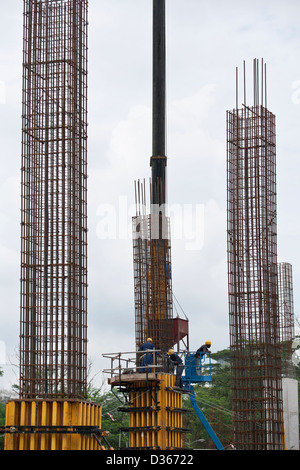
20;0;88;399
278;262;295;378
227;102;284;449
133;210;173;354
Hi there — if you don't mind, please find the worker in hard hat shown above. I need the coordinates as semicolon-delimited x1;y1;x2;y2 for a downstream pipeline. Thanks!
195;341;211;375
167;349;184;388
139;338;158;372
196;341;211;356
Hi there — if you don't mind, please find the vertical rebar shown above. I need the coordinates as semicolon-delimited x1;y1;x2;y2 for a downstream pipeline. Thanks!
133;181;173;356
20;0;88;399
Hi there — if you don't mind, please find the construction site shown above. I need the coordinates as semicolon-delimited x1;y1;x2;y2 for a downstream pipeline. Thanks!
0;0;299;454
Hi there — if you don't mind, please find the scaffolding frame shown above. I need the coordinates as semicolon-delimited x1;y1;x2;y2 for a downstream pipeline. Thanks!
227;60;284;450
20;0;88;399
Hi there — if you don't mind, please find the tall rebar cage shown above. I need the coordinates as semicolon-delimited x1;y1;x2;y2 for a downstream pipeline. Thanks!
227;62;284;449
278;262;295;378
132;214;173;354
20;0;88;399
133;182;173;355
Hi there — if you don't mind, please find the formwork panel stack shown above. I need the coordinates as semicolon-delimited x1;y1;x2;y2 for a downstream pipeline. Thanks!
5;400;104;451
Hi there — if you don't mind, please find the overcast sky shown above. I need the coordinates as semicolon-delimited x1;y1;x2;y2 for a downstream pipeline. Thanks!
0;0;300;391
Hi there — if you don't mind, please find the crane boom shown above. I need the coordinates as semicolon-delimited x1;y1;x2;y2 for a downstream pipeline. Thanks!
151;0;167;209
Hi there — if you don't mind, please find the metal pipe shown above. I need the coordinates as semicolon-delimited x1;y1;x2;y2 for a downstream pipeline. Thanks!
151;0;166;208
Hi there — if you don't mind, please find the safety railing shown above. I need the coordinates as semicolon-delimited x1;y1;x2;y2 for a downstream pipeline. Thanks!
102;350;165;380
102;350;212;386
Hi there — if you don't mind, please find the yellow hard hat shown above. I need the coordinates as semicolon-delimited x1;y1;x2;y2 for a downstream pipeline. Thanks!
147;337;153;342
205;341;211;346
167;349;174;355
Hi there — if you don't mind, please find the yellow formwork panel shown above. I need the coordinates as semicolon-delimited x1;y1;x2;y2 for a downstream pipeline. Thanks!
4;399;103;451
128;373;183;450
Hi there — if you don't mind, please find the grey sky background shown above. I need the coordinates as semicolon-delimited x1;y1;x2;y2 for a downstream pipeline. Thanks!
0;0;299;391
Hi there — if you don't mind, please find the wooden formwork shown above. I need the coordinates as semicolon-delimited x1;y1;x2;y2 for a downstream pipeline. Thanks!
4;399;105;450
111;372;187;450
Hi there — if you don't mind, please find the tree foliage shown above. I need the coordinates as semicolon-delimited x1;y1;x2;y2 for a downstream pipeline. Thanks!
87;386;129;449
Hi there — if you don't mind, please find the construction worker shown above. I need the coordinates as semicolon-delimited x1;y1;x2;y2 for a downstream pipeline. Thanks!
196;341;211;357
195;341;211;375
139;338;157;372
167;349;184;388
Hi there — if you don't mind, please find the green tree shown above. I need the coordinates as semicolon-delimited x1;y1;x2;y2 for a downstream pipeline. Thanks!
87;386;129;449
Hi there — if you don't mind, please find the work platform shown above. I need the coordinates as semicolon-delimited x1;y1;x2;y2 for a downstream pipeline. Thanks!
108;372;160;386
103;351;189;449
103;350;224;450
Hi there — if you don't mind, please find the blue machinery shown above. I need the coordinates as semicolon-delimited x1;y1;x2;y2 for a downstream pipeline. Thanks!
182;352;224;450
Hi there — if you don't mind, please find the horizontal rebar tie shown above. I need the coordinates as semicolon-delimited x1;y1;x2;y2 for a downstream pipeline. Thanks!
118;406;161;413
0;425;106;436
166;427;190;433
120;426;161;433
165;407;192;414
